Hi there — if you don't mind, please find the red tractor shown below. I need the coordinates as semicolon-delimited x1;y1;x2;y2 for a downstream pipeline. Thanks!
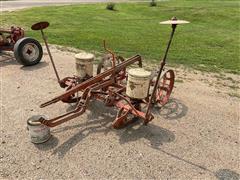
0;26;43;66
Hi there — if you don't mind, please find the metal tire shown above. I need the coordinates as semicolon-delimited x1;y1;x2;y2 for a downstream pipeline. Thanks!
14;37;43;66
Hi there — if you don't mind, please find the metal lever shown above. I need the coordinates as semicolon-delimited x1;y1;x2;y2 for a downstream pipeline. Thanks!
31;22;61;83
103;40;116;68
145;17;189;121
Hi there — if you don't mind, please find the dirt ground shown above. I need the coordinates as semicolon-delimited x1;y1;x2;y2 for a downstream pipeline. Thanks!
0;47;239;179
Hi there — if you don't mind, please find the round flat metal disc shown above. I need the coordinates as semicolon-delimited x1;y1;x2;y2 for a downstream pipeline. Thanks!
160;20;190;25
31;22;49;30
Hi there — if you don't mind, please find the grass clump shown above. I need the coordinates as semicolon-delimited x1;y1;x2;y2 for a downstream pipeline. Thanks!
150;0;157;7
106;3;116;11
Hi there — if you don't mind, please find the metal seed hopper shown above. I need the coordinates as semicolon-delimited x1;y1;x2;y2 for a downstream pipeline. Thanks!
31;17;189;129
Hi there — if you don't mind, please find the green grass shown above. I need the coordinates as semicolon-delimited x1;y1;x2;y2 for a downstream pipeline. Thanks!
1;0;240;74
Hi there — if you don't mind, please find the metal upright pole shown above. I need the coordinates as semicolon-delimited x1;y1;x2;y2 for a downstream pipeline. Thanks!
40;29;61;83
145;23;177;121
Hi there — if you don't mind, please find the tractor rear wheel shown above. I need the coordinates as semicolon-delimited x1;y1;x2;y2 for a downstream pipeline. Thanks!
14;37;43;66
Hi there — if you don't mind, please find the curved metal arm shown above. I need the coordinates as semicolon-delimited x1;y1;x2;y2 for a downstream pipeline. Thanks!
0;29;11;33
103;40;116;68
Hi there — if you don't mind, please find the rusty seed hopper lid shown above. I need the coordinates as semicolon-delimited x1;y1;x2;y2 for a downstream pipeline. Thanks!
128;68;152;78
31;22;49;31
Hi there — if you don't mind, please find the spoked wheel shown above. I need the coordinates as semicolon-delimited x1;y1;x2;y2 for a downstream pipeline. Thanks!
156;69;175;106
97;54;126;81
14;37;43;66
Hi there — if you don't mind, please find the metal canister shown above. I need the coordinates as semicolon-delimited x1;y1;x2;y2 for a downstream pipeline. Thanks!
27;115;51;144
75;52;94;78
126;68;151;99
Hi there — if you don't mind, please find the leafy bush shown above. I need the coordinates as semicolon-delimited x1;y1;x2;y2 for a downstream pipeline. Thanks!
106;3;116;11
150;0;157;7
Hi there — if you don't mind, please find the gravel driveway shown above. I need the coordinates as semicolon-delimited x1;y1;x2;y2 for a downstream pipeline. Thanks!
0;47;239;179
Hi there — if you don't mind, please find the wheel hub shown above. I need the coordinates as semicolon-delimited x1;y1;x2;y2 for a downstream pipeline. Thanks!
22;43;39;62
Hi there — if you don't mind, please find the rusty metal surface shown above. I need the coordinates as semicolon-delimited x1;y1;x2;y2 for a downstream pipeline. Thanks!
156;69;175;105
0;24;43;66
34;17;189;130
31;22;49;31
0;26;25;51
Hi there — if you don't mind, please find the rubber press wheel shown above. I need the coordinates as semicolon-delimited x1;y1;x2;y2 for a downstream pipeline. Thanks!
14;37;43;66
